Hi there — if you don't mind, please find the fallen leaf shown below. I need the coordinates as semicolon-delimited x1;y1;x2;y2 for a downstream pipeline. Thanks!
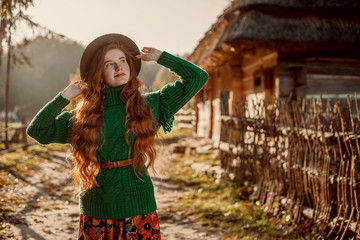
42;229;51;234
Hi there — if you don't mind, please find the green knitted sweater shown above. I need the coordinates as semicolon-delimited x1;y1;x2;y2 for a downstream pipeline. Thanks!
26;52;208;219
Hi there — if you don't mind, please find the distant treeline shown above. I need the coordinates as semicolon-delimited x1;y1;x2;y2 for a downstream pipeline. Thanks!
0;37;83;119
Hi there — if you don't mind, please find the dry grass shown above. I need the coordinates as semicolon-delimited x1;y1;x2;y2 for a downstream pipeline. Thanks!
167;154;322;240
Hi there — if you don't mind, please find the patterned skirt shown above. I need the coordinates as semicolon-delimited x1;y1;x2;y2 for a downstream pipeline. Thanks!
77;211;161;240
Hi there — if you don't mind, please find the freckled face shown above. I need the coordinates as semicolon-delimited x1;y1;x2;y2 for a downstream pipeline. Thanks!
103;49;130;88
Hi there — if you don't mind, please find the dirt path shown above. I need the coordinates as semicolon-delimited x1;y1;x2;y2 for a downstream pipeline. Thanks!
4;152;78;240
2;138;223;240
152;175;221;240
153;137;222;240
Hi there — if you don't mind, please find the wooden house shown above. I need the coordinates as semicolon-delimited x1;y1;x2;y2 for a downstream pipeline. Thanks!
189;0;360;140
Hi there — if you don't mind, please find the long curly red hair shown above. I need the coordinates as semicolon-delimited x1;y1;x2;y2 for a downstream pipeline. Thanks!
71;42;157;192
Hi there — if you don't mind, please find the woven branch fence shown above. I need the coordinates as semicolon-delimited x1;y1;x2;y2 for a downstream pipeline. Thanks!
218;92;360;239
0;115;29;154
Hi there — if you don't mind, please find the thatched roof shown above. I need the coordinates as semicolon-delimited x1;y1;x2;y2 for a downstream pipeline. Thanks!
229;0;360;19
220;9;360;53
220;0;360;53
189;4;232;67
189;0;360;65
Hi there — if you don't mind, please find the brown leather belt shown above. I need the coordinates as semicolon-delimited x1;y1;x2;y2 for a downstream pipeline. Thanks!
101;159;134;170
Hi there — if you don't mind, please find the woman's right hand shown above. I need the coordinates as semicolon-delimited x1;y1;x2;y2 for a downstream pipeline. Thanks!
61;81;83;100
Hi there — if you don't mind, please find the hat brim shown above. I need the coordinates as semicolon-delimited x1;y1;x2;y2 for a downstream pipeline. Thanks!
80;33;141;80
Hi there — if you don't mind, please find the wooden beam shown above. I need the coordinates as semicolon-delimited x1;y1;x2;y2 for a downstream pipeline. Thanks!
288;63;360;76
0;143;35;155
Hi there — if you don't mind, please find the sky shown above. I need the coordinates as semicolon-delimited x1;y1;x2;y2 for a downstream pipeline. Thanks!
23;0;231;55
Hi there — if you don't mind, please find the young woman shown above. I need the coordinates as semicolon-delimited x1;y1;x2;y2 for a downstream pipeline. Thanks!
27;33;208;239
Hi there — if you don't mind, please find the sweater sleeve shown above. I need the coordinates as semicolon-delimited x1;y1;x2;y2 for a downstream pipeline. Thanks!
156;51;208;133
26;92;74;145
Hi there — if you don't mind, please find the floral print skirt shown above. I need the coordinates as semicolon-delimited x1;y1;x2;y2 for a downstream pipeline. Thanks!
77;211;161;240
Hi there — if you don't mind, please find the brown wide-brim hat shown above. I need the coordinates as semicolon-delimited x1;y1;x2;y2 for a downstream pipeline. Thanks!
80;33;141;80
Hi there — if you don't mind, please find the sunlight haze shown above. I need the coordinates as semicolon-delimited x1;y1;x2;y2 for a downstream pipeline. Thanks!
25;0;230;55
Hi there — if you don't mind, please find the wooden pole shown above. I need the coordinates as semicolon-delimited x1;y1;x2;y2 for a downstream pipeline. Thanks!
21;115;28;151
4;30;11;149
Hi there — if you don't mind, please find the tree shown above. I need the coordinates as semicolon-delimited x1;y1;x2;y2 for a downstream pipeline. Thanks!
1;0;35;149
1;0;34;66
0;0;68;149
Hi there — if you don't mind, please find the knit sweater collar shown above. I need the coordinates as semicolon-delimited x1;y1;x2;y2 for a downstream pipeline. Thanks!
104;85;125;106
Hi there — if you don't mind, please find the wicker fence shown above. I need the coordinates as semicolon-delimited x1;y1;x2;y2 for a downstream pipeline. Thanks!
218;92;360;238
0;115;29;154
173;108;196;130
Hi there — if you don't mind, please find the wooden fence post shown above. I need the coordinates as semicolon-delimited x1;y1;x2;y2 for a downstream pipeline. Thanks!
4;30;11;150
219;90;230;143
220;90;229;116
219;90;230;175
21;115;28;151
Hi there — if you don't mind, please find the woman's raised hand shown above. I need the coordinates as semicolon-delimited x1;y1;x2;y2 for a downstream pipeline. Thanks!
61;81;83;100
136;47;163;62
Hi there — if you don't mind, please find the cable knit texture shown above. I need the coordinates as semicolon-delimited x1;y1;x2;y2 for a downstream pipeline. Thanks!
26;51;208;219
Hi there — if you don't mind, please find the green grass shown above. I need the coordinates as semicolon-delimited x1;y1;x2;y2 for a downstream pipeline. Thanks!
0;143;70;176
167;154;321;240
158;127;193;140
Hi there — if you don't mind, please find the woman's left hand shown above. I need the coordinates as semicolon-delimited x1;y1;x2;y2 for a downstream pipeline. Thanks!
136;47;163;62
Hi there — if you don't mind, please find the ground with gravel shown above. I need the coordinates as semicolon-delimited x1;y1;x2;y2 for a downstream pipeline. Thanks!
1;137;223;240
